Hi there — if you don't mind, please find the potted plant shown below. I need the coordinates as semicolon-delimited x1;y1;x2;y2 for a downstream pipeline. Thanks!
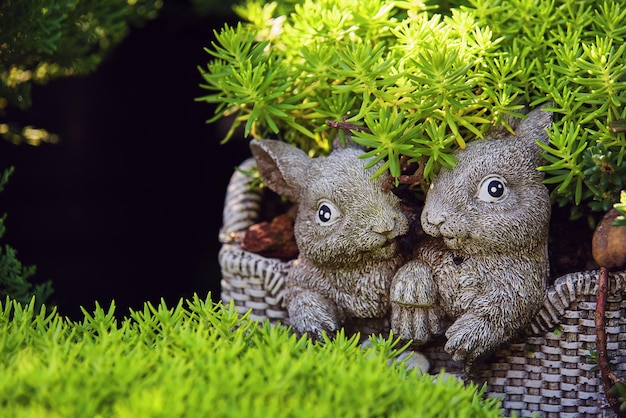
198;0;626;415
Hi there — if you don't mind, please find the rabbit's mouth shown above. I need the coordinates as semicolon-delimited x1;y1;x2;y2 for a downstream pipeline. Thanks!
436;225;470;250
373;238;395;251
442;235;464;250
368;237;398;258
380;239;396;250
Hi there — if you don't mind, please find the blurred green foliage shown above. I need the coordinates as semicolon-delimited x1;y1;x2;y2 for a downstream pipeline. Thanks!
0;0;162;109
0;168;52;308
0;0;163;144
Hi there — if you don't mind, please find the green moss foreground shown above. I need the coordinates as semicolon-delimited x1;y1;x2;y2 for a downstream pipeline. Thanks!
0;295;502;417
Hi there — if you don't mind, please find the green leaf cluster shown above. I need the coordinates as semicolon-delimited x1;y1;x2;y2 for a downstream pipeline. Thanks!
0;295;502;417
466;0;626;212
0;0;162;112
614;190;626;226
608;380;626;413
199;0;520;178
199;0;626;210
0;168;52;309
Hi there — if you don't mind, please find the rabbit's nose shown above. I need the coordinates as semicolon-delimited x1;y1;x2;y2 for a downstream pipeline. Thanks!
422;210;446;237
424;210;446;227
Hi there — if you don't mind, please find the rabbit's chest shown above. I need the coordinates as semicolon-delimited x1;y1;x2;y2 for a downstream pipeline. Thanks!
339;270;390;315
433;257;490;314
293;260;398;317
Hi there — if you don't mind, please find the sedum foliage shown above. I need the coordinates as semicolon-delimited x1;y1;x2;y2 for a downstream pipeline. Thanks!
198;0;626;212
0;295;502;417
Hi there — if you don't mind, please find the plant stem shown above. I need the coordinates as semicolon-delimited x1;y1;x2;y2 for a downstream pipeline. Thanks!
325;120;372;133
595;266;625;416
608;119;626;134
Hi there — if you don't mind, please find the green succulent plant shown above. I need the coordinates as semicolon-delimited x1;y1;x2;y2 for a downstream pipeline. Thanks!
198;0;626;213
0;295;502;417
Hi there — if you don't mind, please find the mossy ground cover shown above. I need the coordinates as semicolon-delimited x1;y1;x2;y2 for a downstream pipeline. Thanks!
0;295;501;417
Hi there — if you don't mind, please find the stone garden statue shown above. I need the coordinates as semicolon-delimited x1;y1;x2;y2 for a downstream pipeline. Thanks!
250;139;410;339
390;106;553;366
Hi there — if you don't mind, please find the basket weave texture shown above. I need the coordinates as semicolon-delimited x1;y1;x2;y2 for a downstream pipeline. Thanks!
219;159;626;417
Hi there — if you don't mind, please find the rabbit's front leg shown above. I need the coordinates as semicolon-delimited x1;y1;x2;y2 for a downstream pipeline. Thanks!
444;311;507;367
286;287;341;340
390;261;442;343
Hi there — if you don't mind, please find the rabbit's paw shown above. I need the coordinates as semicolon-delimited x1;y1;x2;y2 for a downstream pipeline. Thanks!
287;290;340;340
390;261;436;307
391;305;432;344
444;313;497;365
427;307;446;335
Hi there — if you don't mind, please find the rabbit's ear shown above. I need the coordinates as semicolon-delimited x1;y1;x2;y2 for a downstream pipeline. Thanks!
250;139;310;202
515;104;552;146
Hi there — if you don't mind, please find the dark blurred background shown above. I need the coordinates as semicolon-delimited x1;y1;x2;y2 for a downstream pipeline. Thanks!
0;1;250;319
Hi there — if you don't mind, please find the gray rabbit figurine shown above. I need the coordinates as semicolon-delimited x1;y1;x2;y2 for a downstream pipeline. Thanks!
391;106;552;366
250;139;410;339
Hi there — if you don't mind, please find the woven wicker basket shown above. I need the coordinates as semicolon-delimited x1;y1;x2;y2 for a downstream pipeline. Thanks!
219;158;626;417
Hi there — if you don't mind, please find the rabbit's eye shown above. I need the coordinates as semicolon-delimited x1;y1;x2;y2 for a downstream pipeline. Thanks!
477;175;507;202
316;200;341;225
